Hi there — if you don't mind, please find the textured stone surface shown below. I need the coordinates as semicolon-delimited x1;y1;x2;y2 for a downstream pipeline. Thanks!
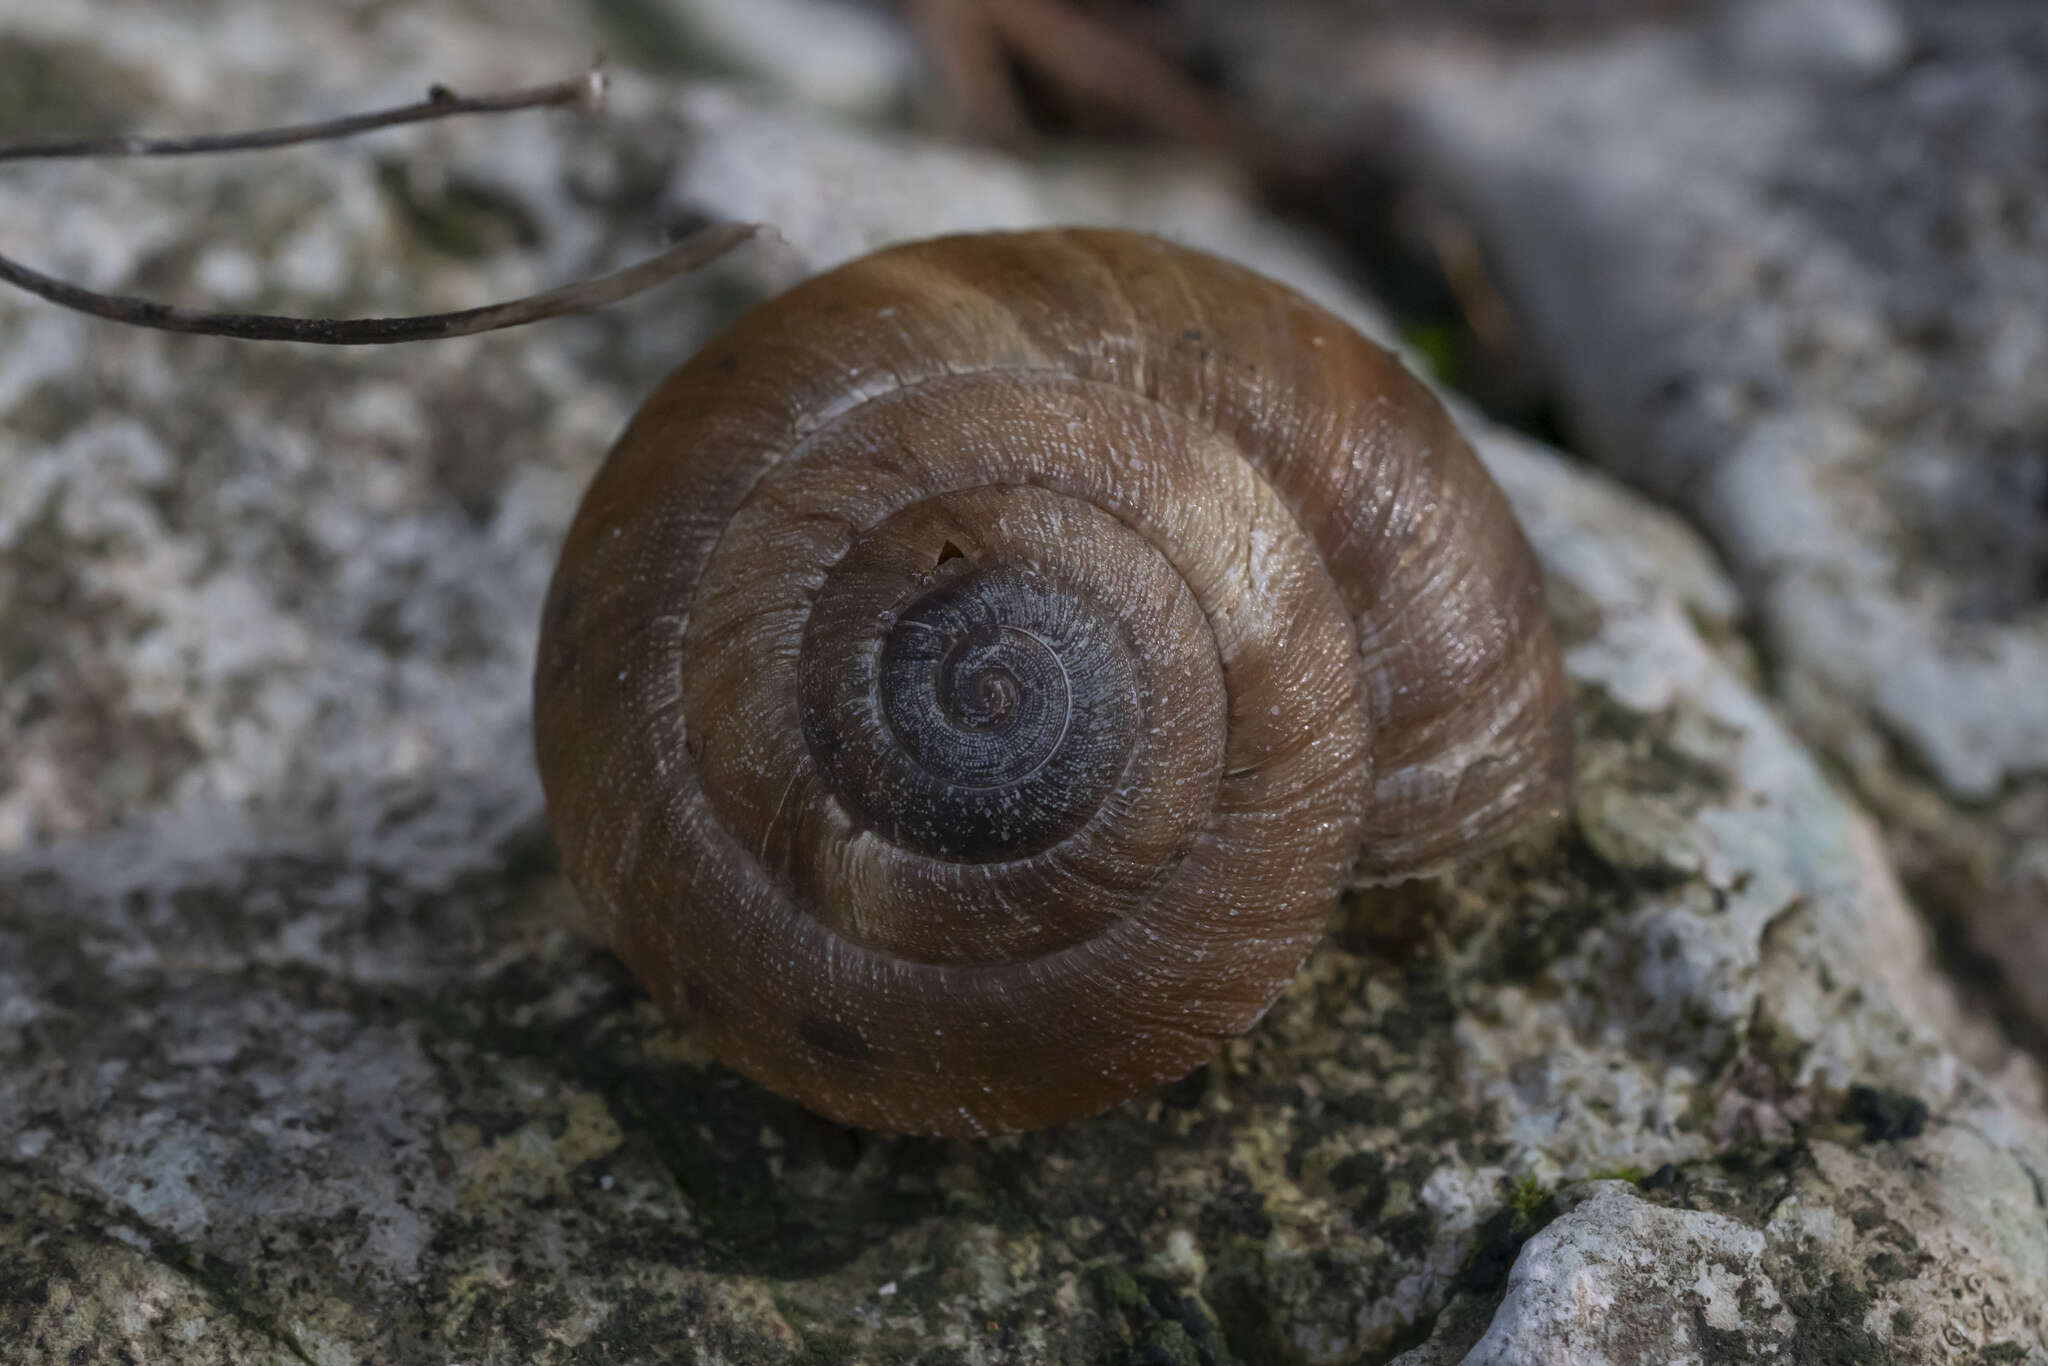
1362;0;2048;1058
1398;1135;2048;1365
1172;0;2048;1061
1390;0;2048;796
3;3;2046;1364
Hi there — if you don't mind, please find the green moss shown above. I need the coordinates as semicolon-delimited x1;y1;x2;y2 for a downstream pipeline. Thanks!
1585;1166;1648;1185
1505;1175;1548;1228
797;1328;861;1366
1094;1269;1239;1366
1402;323;1461;384
1129;1320;1202;1366
1094;1266;1146;1313
1457;1177;1561;1295
1713;1141;1775;1175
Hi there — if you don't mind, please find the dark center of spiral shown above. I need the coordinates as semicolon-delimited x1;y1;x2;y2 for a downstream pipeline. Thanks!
883;617;1069;787
963;662;1018;728
803;560;1138;862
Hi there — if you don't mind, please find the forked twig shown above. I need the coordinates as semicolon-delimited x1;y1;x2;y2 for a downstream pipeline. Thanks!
0;69;760;344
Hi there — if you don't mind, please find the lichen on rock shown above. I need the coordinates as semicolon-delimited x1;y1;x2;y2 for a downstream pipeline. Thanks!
3;3;2046;1364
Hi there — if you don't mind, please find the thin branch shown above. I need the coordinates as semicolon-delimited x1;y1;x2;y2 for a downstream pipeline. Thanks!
908;0;1250;158
908;0;1033;145
0;70;763;343
982;0;1246;155
0;223;760;344
0;70;609;162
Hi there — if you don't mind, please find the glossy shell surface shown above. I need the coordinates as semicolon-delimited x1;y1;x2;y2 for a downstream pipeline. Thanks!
534;229;1571;1135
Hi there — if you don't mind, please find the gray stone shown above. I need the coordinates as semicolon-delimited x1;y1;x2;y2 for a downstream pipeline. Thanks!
1389;3;2048;800
1165;0;2048;1048
1711;0;1911;82
1400;1142;2048;1365
3;3;2046;1364
1367;0;2048;1072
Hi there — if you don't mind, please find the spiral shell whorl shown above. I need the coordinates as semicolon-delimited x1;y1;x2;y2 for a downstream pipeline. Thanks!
534;230;1570;1135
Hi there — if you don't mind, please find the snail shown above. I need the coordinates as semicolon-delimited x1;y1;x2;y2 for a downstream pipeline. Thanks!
0;87;1570;1134
532;228;1572;1137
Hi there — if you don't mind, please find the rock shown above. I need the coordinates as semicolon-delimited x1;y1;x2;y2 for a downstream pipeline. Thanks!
663;85;1403;340
1712;0;1911;82
1387;0;2048;798
3;3;2046;1364
651;0;918;115
1366;0;2048;1052
1401;1138;2048;1365
1167;0;2048;1068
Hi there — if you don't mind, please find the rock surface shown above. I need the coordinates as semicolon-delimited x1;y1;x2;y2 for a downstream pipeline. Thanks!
2;3;2045;1364
1175;0;2048;1067
1364;0;2048;1058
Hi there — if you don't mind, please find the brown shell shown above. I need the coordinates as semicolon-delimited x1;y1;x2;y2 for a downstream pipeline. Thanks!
533;229;1571;1136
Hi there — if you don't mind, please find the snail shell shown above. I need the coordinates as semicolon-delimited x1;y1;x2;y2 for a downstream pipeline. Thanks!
534;229;1570;1136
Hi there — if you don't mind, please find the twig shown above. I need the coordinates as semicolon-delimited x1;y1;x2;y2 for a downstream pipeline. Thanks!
0;223;759;344
0;70;762;343
0;71;609;162
908;0;1032;144
982;0;1244;154
907;0;1248;157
